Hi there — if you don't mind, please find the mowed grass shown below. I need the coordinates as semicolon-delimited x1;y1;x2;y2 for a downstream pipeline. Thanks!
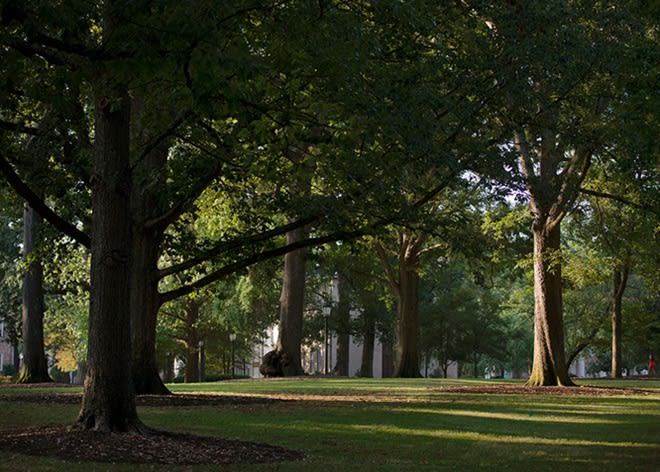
1;378;659;472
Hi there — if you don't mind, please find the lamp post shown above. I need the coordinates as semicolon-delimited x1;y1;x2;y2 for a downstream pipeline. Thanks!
229;333;237;378
322;305;331;375
198;341;205;383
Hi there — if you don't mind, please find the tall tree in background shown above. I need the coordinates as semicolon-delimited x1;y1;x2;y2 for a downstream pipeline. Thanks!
472;0;655;385
273;148;315;376
375;232;424;377
16;202;51;383
575;166;660;377
333;273;352;376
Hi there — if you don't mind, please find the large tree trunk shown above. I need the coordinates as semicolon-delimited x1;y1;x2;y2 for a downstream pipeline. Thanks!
130;225;169;394
16;202;52;384
527;221;574;386
610;262;629;379
129;131;170;395
334;275;350;376
76;83;144;432
275;225;307;376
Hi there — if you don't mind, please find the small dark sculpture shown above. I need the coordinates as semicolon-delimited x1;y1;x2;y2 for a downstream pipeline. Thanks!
259;350;284;377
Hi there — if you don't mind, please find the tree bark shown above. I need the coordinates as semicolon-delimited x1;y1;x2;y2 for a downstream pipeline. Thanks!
374;234;423;378
129;131;170;395
130;224;169;394
275;225;307;376
610;262;629;379
381;340;394;378
334;275;350;376
394;234;423;378
182;298;201;383
394;260;421;377
527;221;574;386
75;84;145;432
16;202;52;384
359;312;375;377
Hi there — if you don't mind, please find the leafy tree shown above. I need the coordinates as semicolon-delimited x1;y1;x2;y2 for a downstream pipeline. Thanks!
469;0;657;385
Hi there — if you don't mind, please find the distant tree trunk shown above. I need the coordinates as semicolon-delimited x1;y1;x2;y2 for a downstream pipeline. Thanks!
381;340;394;378
16;202;52;384
275;225;307;376
375;233;424;378
185;343;200;383
611;261;630;379
360;313;375;378
182;298;201;383
395;258;421;377
76;78;144;431
527;221;574;386
334;275;350;376
270;147;314;377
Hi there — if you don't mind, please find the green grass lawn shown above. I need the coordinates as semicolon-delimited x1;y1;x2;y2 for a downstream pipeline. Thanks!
1;378;659;471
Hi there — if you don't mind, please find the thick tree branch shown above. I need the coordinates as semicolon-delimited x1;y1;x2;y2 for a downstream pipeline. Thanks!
156;215;319;280
374;240;400;298
0;119;41;136
566;326;600;368
159;228;365;304
550;147;593;231
142;159;223;231
133;112;191;170
580;187;657;214
0;153;90;248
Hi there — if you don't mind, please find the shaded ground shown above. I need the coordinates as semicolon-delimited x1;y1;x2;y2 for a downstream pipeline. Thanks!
0;382;655;466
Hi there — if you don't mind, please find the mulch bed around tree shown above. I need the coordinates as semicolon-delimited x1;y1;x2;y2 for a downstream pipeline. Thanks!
1;425;305;465
0;382;655;465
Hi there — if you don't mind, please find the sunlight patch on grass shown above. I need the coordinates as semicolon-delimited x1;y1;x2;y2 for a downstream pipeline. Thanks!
349;423;657;449
389;407;622;425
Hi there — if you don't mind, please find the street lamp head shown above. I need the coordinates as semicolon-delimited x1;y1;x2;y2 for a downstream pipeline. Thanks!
322;305;331;317
198;340;204;348
229;333;237;342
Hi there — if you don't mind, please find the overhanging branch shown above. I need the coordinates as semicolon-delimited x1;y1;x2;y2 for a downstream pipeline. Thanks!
580;187;657;215
156;215;320;280
0;153;91;248
159;228;365;303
